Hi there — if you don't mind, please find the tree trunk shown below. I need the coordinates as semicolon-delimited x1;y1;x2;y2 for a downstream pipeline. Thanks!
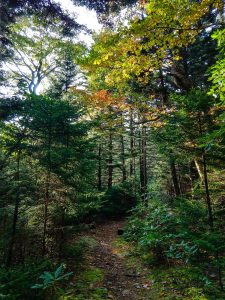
120;118;126;182
159;66;168;105
197;103;223;290
194;159;203;183
98;142;102;191
198;115;213;228
170;160;181;197
189;160;196;197
129;108;134;177
108;133;113;188
139;124;147;204
42;171;50;256
121;134;126;182
202;152;214;228
43;102;52;255
6;150;21;266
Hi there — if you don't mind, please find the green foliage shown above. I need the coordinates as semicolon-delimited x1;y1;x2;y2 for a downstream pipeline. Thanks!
0;259;51;300
208;28;225;142
73;267;106;300
74;192;105;222
1;1;225;299
124;198;225;266
5;15;85;95
209;29;225;103
147;265;224;300
62;237;97;263
100;181;136;217
0;92;97;265
31;263;73;298
78;268;104;283
59;267;106;300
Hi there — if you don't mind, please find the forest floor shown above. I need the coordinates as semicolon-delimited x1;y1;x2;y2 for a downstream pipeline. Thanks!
66;220;224;300
73;219;151;300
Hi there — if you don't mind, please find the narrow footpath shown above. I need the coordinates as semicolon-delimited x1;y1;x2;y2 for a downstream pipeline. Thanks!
82;220;150;300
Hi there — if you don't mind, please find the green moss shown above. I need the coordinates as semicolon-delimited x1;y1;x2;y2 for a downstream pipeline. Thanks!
62;267;107;300
61;288;108;300
78;267;104;284
146;266;224;300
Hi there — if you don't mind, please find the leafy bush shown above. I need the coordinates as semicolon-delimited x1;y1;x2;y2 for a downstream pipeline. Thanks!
0;259;51;300
62;237;97;264
100;181;136;217
32;264;73;299
147;265;222;300
124;198;225;265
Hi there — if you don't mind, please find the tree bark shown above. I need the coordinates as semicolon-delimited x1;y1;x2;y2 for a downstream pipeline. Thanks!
42;170;50;256
120;118;126;182
170;160;181;197
139;124;147;204
194;159;203;183
6;150;21;266
129;108;134;177
202;151;214;228
121;134;127;182
42;100;52;255
107;132;113;188
198;115;213;228
98;142;102;190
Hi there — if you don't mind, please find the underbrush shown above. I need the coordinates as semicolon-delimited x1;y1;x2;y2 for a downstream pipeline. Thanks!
123;198;225;299
0;235;99;300
78;182;137;222
147;265;225;300
60;267;107;300
62;237;97;264
0;259;52;299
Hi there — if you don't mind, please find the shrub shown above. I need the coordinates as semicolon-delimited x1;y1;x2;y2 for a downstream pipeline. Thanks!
62;237;97;263
124;198;225;265
0;259;51;300
101;181;136;217
32;264;73;300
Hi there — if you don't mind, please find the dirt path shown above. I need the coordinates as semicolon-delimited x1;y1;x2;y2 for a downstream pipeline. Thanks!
83;220;150;300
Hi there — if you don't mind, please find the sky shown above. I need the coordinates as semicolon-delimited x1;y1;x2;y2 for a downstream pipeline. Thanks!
0;0;102;97
55;0;102;46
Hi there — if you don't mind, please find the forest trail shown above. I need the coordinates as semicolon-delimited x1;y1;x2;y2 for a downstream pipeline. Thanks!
81;220;150;300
